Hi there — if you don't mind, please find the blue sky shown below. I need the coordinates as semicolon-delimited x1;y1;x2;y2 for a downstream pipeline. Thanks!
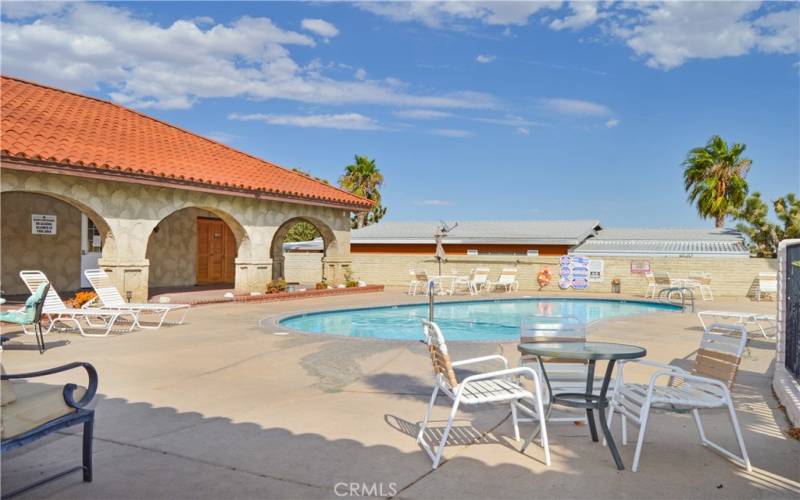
2;1;798;228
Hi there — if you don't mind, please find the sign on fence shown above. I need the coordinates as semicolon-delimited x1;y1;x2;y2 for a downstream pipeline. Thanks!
31;214;57;235
629;260;651;274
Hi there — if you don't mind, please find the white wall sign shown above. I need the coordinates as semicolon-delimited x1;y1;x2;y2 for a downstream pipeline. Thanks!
589;259;604;282
31;214;57;235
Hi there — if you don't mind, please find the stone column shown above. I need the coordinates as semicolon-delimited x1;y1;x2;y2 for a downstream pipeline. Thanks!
96;258;150;303
235;258;271;293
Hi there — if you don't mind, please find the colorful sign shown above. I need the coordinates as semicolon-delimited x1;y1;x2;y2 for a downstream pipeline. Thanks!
559;255;592;290
630;260;651;274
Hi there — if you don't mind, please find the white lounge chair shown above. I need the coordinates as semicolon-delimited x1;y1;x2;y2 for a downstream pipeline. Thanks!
755;272;777;301
83;269;189;329
607;323;751;472
697;310;776;339
517;315;612;427
489;268;519;293
417;320;550;469
470;267;491;294
19;270;138;337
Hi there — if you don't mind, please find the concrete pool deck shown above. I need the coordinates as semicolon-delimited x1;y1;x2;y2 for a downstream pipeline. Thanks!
1;289;797;499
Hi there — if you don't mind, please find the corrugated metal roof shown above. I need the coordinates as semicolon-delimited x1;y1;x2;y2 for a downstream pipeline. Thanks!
572;228;749;257
350;220;601;245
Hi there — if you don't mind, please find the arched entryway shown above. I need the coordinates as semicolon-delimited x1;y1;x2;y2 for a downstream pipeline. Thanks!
0;191;116;296
270;217;338;284
146;206;249;290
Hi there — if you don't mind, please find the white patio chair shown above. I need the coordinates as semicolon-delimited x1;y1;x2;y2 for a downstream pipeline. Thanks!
606;322;751;472
408;269;429;296
489;268;519;293
450;269;477;295
517;315;611;427
19;270;138;337
643;272;658;298
755;272;777;301
83;269;189;329
687;272;713;300
417;320;550;469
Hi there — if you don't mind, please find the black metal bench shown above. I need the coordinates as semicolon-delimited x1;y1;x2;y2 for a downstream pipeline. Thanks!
1;362;98;498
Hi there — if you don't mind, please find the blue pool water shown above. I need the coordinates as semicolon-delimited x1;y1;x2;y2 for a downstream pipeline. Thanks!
279;298;680;341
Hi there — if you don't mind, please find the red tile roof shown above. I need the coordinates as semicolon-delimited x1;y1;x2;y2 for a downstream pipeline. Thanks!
0;76;371;209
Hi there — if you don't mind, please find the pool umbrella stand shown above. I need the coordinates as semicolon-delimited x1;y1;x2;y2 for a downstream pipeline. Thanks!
434;231;446;276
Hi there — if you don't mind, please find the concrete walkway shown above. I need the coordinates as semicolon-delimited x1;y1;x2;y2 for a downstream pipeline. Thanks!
1;290;797;499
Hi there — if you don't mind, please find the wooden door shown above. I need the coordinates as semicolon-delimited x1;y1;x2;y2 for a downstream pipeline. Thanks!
196;218;236;284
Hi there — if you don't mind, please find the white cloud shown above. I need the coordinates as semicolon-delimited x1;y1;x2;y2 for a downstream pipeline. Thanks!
608;2;800;70
431;128;473;138
204;130;239;144
414;199;453;206
473;114;545;127
355;1;561;28
359;1;800;70
516;127;530;136
301;18;339;39
354;67;367;80
0;3;498;110
475;54;496;63
229;112;382;130
605;118;620;128
549;2;599;31
393;109;452;120
540;98;610;116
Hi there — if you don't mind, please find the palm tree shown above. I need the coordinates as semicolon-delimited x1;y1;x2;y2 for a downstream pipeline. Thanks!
339;155;386;228
683;135;751;228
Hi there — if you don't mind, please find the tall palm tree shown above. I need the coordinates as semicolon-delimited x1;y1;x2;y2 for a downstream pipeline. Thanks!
339;155;386;228
683;135;751;228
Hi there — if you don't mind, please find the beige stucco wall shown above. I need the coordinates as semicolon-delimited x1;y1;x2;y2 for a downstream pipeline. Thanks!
146;207;219;288
283;253;324;284
349;253;778;297
1;167;354;301
0;192;83;295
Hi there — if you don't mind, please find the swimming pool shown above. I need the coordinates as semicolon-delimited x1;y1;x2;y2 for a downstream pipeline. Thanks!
278;298;680;341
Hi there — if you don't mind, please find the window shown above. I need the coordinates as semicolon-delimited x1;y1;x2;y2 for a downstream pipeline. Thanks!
86;218;102;252
466;249;479;256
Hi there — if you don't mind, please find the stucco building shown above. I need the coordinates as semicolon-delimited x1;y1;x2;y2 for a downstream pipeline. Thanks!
0;76;371;301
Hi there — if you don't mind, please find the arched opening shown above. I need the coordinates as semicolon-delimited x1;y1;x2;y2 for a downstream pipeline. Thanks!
270;217;336;285
146;207;248;293
0;191;115;298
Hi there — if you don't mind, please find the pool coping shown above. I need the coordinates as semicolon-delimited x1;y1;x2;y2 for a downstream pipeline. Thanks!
265;295;683;343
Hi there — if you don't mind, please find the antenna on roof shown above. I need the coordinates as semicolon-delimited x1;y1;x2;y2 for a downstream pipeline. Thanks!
437;221;458;235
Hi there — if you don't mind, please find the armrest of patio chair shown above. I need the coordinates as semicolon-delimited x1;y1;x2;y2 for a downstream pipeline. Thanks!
459;366;541;386
452;355;509;370
615;359;688;387
2;362;98;409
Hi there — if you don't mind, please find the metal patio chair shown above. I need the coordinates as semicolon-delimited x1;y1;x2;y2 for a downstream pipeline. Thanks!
416;320;550;469
606;322;751;472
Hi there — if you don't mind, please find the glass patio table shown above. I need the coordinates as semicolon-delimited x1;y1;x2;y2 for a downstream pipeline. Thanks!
517;341;646;470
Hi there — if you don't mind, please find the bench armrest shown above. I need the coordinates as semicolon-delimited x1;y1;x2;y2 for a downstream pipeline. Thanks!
2;362;98;409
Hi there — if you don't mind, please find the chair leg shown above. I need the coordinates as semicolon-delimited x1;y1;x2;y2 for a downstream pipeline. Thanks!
725;399;752;471
533;383;551;466
691;408;707;444
631;404;652;472
417;386;439;445
432;399;460;469
511;401;520;441
621;413;628;446
83;417;94;482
